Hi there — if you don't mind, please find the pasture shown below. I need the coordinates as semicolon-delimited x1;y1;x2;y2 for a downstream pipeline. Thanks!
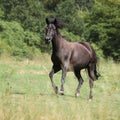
0;55;120;120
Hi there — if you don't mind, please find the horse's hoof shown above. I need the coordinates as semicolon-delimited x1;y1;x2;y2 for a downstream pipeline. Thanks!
59;90;64;95
88;99;92;102
88;96;93;101
75;92;80;97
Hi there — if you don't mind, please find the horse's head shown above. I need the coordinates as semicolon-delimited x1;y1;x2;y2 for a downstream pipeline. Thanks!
45;18;57;44
45;18;64;44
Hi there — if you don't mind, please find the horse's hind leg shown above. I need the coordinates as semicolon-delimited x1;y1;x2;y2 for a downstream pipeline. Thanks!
49;65;61;94
88;64;95;99
89;77;93;100
74;69;84;97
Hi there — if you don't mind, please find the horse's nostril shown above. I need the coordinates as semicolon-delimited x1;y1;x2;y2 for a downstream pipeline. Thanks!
45;37;51;44
45;37;50;41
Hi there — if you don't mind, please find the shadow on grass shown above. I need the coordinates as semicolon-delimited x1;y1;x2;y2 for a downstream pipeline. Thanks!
12;92;87;100
39;92;87;100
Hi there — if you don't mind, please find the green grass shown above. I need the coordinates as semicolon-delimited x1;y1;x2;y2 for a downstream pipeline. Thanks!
0;55;120;120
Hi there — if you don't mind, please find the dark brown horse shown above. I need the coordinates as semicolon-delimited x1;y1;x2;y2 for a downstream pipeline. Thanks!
45;18;100;99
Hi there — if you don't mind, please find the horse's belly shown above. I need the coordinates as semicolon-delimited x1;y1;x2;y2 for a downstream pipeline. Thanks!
67;64;74;71
67;64;88;72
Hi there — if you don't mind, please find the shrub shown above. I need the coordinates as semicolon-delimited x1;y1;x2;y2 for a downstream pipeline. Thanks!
0;20;41;58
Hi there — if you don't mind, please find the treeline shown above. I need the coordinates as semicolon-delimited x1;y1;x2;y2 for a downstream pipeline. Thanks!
0;0;120;61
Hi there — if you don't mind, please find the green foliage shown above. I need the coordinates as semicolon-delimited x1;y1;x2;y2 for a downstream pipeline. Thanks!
76;0;94;11
0;41;12;54
85;0;120;61
0;20;41;58
91;43;104;58
0;0;120;61
60;29;83;42
56;0;84;35
42;0;63;10
24;31;41;47
1;0;46;31
0;8;4;19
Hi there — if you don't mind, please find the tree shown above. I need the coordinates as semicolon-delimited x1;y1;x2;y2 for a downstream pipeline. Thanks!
85;0;120;60
56;0;84;36
0;20;41;58
75;0;94;11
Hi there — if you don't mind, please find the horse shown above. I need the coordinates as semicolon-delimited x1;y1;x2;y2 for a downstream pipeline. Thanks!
45;18;100;99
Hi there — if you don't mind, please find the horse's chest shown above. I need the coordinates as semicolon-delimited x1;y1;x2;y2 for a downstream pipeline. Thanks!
51;54;61;64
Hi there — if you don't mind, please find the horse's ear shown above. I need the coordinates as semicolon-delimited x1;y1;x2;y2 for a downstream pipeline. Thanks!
46;18;49;25
53;18;57;26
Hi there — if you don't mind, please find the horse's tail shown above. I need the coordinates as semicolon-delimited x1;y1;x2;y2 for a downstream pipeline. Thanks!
87;44;101;81
93;50;101;80
88;60;100;81
94;61;101;80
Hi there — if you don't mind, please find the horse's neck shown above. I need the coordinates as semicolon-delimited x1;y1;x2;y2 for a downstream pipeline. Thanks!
52;32;62;53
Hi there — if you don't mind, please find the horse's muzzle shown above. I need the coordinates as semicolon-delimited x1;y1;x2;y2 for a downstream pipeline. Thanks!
45;37;51;44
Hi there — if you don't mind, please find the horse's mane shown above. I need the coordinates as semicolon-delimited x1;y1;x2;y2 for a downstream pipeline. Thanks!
46;18;65;29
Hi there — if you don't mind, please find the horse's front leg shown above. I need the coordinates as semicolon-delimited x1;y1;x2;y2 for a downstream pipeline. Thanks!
49;65;61;94
49;68;58;94
74;70;84;97
60;67;67;95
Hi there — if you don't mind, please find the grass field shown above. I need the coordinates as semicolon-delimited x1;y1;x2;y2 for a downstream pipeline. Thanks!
0;55;120;120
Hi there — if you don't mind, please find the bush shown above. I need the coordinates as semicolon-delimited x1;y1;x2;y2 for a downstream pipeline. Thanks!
91;43;104;58
0;20;41;58
0;41;12;55
60;29;83;42
24;31;41;47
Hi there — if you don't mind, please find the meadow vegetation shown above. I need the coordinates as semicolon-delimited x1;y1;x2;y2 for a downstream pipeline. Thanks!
0;55;120;120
